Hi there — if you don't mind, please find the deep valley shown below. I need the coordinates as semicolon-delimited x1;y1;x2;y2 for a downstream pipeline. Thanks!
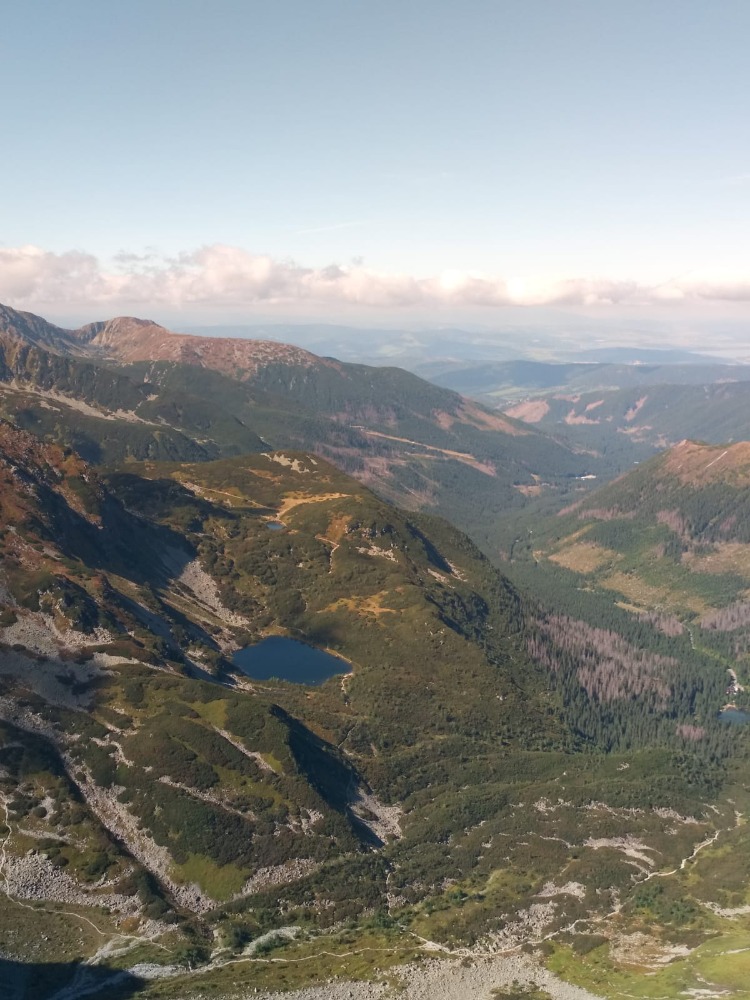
1;307;750;1000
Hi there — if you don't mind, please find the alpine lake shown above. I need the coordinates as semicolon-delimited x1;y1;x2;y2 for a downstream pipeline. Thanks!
232;636;351;685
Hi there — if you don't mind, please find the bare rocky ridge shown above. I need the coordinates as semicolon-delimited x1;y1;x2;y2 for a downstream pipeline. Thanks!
74;315;336;379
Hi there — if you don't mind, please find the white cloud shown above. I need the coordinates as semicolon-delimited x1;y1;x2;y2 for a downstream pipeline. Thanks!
0;245;113;303
2;243;750;314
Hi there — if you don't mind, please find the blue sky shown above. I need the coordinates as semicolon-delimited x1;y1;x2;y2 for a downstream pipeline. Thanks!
2;0;750;331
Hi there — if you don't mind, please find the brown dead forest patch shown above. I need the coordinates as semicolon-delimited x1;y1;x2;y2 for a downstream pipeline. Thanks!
503;399;550;423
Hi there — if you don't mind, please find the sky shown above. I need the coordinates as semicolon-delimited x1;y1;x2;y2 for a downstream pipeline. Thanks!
2;0;750;338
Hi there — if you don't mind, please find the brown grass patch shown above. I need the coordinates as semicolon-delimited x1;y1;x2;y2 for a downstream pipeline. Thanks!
433;410;456;430
683;541;750;579
662;439;750;486
276;492;349;518
320;591;399;619
614;600;649;615
246;468;282;482
316;513;351;547
624;395;648;421
600;570;708;614
503;399;550;423
564;408;600;426
548;541;619;574
457;400;530;435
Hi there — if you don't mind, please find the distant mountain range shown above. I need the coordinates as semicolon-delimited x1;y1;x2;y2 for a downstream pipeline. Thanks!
502;380;750;474
0;304;594;555
178;320;736;371
433;358;750;403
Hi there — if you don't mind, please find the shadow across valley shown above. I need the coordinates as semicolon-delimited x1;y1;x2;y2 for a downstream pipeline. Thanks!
0;956;147;1000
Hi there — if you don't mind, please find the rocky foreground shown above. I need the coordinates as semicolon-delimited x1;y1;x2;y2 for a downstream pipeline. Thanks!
220;953;603;1000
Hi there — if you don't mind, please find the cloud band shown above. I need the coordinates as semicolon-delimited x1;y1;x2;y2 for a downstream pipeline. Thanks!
0;244;747;312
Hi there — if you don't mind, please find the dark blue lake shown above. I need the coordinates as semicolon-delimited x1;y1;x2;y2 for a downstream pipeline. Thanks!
232;636;350;685
719;708;750;725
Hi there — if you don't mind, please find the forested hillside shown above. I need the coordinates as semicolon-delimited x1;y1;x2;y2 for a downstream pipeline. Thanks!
2;421;747;999
2;306;750;999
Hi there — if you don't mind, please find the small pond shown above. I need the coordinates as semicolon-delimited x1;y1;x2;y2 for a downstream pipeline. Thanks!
265;521;285;531
232;636;350;686
719;708;750;725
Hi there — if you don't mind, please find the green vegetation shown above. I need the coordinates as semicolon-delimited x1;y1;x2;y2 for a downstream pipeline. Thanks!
4;316;750;997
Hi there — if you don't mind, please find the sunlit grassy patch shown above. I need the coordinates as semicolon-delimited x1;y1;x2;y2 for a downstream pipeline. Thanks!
172;855;246;900
548;924;750;999
191;699;228;727
548;541;620;574
601;569;708;614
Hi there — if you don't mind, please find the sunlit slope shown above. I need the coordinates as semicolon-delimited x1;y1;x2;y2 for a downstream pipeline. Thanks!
0;303;594;554
510;441;750;739
2;428;750;997
108;447;563;764
533;440;750;616
505;381;750;476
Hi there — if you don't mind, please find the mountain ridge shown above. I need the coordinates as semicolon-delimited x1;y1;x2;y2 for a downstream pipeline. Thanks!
1;372;749;995
0;303;595;555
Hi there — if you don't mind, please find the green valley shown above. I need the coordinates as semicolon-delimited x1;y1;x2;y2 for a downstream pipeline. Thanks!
0;309;750;1000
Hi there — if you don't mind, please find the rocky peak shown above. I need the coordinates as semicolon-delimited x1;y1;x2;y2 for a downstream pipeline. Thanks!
0;302;77;353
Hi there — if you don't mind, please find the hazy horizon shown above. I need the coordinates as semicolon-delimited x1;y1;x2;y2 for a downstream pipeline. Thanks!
3;1;750;343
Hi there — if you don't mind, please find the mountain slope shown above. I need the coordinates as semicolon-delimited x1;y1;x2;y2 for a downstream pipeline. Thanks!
435;358;750;405
0;421;563;911
511;440;750;724
0;304;595;554
504;380;750;474
1;427;747;997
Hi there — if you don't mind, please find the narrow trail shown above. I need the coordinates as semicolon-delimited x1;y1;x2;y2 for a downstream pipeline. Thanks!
728;666;745;694
704;449;730;471
315;533;341;573
16;810;743;1000
562;808;741;940
0;790;170;981
640;827;723;882
1;706;742;1000
0;794;109;937
0;797;11;891
215;944;412;970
